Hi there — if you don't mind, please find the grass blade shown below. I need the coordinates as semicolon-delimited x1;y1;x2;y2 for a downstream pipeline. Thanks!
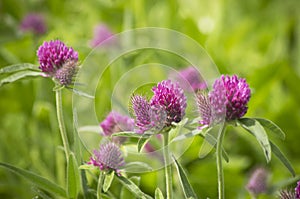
0;162;66;197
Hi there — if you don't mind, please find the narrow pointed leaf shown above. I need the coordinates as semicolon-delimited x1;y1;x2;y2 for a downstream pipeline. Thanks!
112;131;151;138
0;63;39;74
71;88;95;99
238;118;272;162
137;136;152;152
270;141;295;176
120;176;140;199
103;171;115;192
116;175;153;199
172;128;204;142
173;158;198;199
67;153;80;198
0;71;42;86
155;188;165;199
254;118;285;140
0;162;66;197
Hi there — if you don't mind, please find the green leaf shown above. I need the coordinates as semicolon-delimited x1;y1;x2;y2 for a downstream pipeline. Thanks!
116;175;153;199
173;158;198;199
270;141;295;176
103;171;115;192
238;118;272;162
0;63;39;74
254;118;285;140
67;153;80;198
172;128;205;142
137;136;152;152
0;162;66;197
112;131;151;138
120;176;140;199
155;188;164;199
0;71;42;87
71;88;95;99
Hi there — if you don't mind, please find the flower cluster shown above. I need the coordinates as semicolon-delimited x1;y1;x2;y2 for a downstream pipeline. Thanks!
37;40;78;86
132;80;187;133
296;181;300;198
197;75;251;127
100;111;134;144
88;142;125;174
20;13;47;35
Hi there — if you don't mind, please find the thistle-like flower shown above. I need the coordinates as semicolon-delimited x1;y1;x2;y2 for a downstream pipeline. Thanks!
88;142;125;174
37;40;78;86
197;75;251;127
246;168;268;196
131;80;187;133
170;66;207;92
89;24;114;48
20;13;47;35
131;95;158;133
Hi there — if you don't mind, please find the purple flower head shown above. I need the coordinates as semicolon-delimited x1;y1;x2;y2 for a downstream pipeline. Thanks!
170;66;207;92
20;13;47;35
246;167;268;196
197;75;251;127
88;142;125;173
100;111;134;136
100;111;134;144
90;24;114;48
37;40;78;74
150;80;187;126
214;75;251;120
296;180;300;198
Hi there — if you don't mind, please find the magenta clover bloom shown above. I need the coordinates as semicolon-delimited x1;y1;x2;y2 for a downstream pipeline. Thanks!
246;168;268;196
90;24;114;48
100;111;134;136
37;40;78;86
132;80;187;133
197;75;251;127
170;66;207;92
20;13;47;35
100;111;134;144
88;142;125;174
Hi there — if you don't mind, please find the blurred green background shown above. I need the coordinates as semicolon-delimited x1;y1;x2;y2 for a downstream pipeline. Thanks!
0;0;299;198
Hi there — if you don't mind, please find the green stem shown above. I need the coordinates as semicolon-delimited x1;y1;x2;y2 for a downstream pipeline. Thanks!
97;171;104;199
216;123;226;199
163;132;172;199
55;88;70;160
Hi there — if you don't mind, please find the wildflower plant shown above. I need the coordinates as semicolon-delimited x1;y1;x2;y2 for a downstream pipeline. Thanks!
0;27;297;199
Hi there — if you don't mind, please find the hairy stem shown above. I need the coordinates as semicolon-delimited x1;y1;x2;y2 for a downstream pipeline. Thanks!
55;88;70;160
97;171;104;199
216;123;226;199
163;132;172;199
